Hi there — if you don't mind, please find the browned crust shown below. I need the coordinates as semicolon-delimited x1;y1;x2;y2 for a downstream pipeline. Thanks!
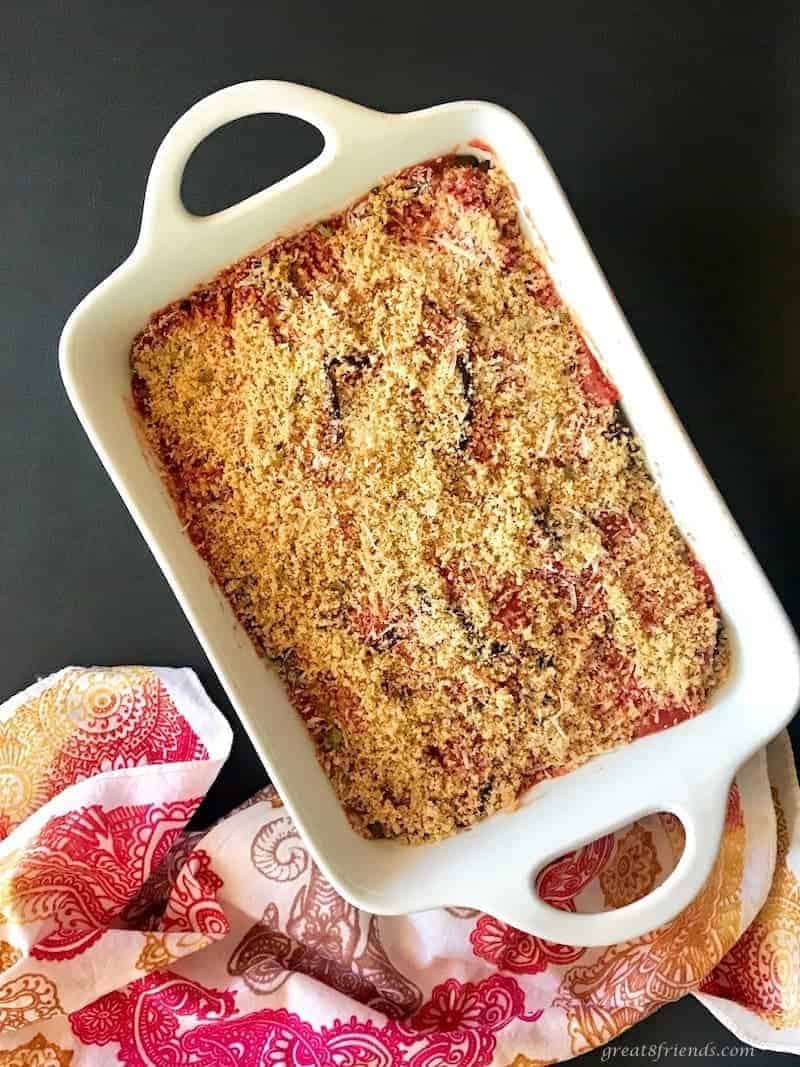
131;155;728;843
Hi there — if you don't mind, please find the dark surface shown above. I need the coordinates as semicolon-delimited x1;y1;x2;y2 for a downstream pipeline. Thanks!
0;1;797;1061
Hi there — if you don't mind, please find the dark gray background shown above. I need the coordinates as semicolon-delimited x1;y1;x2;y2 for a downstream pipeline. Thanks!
1;1;797;1061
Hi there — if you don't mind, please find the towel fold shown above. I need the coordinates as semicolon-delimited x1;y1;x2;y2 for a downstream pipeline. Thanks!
0;666;797;1063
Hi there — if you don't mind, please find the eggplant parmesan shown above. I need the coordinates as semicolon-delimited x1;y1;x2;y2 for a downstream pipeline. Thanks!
131;155;728;843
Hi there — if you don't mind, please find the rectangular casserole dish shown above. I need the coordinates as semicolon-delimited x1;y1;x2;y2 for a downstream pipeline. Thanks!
59;81;800;946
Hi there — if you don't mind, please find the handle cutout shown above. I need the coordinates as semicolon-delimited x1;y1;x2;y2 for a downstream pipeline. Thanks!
180;113;325;218
532;812;687;922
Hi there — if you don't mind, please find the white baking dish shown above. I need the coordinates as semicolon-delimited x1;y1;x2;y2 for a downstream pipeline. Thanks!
59;81;799;946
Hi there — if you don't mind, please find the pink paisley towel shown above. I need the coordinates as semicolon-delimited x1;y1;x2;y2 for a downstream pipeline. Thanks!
0;666;798;1064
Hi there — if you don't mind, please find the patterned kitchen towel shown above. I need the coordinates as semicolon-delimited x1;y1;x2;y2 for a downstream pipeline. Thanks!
0;666;797;1064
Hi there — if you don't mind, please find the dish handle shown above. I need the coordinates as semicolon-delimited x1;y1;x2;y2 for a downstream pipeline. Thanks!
139;80;387;243
475;764;733;947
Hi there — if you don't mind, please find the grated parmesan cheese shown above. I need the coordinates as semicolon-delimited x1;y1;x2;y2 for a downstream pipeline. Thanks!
131;155;728;844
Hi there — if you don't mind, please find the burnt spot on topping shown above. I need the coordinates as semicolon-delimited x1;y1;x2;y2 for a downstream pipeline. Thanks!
324;352;373;446
602;403;633;440
371;625;402;653
455;351;473;396
325;363;343;442
530;503;562;544
451;154;492;171
455;351;474;451
381;675;413;704
350;599;408;653
414;585;433;613
333;352;372;372
424;744;445;767
450;605;477;641
477;778;495;812
712;617;727;665
131;372;151;418
602;404;641;461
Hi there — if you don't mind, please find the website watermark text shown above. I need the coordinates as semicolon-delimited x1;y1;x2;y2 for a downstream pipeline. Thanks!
601;1043;754;1063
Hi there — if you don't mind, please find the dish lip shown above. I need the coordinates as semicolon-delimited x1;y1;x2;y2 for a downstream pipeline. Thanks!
59;82;800;946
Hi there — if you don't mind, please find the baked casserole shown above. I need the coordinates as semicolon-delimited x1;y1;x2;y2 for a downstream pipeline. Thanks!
131;155;728;843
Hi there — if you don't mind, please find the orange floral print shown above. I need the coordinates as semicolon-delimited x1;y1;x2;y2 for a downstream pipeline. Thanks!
135;931;210;973
505;1058;557;1067
0;669;203;840
0;973;63;1032
701;789;800;1028
0;941;20;974
659;811;686;864
600;823;662;909
0;1032;73;1065
556;787;745;1054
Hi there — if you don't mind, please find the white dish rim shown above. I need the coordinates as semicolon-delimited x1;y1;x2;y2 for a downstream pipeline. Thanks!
59;81;800;946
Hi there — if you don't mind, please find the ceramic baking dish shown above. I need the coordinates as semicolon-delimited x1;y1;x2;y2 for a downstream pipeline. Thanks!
59;81;800;946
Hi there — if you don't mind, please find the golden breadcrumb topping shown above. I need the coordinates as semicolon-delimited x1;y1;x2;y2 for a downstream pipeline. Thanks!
131;155;728;843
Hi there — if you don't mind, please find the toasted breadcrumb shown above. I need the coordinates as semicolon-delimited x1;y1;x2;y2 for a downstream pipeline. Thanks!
131;155;728;843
